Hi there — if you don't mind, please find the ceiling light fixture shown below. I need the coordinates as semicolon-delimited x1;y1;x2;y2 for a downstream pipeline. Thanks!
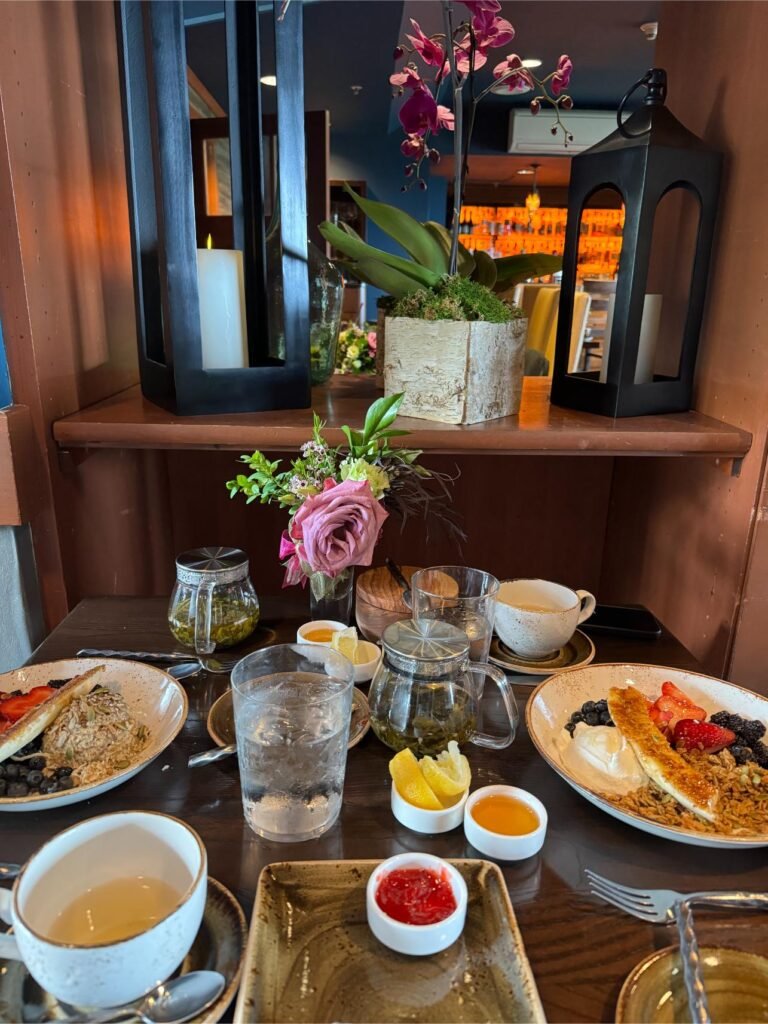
260;75;277;87
516;168;534;175
521;58;542;69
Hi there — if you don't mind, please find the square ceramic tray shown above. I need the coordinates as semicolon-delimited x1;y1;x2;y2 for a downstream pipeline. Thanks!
234;859;546;1024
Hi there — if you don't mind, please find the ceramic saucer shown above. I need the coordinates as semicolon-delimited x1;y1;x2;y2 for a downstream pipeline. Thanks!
616;945;768;1023
489;629;595;677
207;686;371;749
0;876;246;1024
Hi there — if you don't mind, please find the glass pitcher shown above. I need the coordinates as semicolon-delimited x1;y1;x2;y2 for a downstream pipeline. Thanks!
368;619;518;755
168;547;259;655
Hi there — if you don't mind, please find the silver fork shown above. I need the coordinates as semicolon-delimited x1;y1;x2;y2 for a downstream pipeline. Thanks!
586;870;768;1024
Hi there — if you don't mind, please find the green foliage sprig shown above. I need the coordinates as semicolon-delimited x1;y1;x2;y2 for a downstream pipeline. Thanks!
392;275;523;324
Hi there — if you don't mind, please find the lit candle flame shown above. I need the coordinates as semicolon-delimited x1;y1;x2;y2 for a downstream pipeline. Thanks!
206;234;213;250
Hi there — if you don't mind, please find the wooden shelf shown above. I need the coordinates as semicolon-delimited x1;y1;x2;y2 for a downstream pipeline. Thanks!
52;377;752;458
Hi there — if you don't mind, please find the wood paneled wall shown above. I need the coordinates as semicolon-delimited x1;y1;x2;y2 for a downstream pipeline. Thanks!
0;1;139;623
601;1;768;687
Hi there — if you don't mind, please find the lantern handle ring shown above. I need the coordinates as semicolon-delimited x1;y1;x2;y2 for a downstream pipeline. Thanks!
617;68;667;138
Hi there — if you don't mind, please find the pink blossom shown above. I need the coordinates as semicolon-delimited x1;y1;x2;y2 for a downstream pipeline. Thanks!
366;331;378;352
436;105;455;131
405;19;445;67
398;87;439;136
401;134;426;158
551;54;573;96
290;479;388;578
449;37;488;75
279;529;305;587
462;0;501;14
389;65;424;91
492;54;533;93
471;9;515;50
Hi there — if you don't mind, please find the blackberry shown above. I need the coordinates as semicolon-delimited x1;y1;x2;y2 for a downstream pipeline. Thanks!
731;745;753;766
751;740;768;768
737;721;766;748
709;711;732;728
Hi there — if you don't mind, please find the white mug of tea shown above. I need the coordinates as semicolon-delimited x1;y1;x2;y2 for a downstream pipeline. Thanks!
495;579;596;660
0;811;207;1008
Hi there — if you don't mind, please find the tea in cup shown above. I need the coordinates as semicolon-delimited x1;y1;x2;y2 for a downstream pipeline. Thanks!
495;579;596;660
0;811;207;1008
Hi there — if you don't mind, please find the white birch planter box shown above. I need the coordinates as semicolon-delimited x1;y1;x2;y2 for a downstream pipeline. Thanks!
383;316;527;425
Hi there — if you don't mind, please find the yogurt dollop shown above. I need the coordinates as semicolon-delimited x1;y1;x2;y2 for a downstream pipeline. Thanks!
556;723;647;795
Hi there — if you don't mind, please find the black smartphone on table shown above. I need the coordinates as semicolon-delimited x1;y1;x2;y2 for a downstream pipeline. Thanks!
581;603;662;639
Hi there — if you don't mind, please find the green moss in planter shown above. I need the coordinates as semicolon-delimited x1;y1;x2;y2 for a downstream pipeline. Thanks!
392;275;522;324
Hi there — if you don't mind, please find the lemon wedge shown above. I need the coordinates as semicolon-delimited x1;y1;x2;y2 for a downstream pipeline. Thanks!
330;626;359;663
420;741;472;804
388;749;442;810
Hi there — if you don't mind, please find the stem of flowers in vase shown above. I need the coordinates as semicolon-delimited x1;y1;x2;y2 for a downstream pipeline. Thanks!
442;1;462;276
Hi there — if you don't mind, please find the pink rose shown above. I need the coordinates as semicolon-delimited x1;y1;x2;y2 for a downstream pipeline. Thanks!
290;479;388;577
367;331;378;353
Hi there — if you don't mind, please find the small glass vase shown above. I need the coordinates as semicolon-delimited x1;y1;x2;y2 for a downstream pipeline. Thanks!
309;568;354;625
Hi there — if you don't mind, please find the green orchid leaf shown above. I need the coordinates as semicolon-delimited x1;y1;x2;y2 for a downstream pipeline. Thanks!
319;222;440;289
472;250;498;289
333;258;423;299
343;184;448;274
422;221;476;277
493;253;563;288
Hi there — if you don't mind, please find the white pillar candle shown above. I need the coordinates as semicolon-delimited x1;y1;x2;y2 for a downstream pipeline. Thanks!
599;293;663;385
196;239;248;369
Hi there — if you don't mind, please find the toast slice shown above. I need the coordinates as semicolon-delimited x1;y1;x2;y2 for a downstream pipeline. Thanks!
0;665;105;763
608;685;718;822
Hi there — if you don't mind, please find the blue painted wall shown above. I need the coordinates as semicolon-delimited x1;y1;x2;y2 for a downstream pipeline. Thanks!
0;322;12;409
330;132;448;321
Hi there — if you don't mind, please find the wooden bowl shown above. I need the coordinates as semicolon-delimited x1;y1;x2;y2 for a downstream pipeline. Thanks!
355;565;421;642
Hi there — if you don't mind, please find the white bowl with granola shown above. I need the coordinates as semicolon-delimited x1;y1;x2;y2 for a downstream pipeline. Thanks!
0;659;187;811
527;663;768;848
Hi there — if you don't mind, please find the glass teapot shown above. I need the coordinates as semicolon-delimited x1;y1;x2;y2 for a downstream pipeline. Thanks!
368;619;518;755
168;547;259;655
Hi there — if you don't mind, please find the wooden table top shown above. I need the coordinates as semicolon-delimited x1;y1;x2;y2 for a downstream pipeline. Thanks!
51;377;752;457
6;596;768;1023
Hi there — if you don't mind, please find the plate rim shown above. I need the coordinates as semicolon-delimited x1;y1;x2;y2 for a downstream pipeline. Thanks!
206;686;371;750
490;628;595;676
234;858;546;1024
525;662;768;847
0;658;188;810
615;943;768;1023
198;875;247;1024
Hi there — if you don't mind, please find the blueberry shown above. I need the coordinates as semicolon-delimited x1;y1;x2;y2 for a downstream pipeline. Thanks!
4;764;19;781
48;679;72;689
0;764;5;779
731;745;753;766
58;777;74;791
571;711;584;724
39;778;58;795
28;756;46;771
599;710;613;725
26;770;43;788
17;765;28;778
584;712;599;726
0;779;5;796
7;781;29;798
583;701;597;713
56;766;73;779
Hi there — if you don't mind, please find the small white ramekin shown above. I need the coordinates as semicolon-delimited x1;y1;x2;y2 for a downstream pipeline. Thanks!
296;620;348;645
352;641;382;684
391;782;467;834
463;785;547;861
366;853;467;956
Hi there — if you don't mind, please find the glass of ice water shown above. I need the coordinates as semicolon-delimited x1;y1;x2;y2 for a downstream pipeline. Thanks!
411;566;500;663
231;644;354;842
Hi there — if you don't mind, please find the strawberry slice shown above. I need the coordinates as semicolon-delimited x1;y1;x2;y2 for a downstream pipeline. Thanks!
0;686;55;724
674;718;736;753
661;681;706;719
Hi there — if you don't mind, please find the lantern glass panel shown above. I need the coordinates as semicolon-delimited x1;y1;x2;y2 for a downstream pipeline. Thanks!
570;187;625;377
637;186;701;384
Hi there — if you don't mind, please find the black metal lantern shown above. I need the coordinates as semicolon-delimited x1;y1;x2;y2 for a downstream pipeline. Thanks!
551;69;722;418
116;1;311;415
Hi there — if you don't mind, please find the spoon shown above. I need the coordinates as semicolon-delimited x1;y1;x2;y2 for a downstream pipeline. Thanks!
0;862;20;881
188;744;236;768
167;662;202;681
385;558;412;608
62;970;226;1024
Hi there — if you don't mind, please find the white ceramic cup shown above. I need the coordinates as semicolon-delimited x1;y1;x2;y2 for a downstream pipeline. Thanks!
464;785;548;861
390;782;468;835
366;853;467;956
0;811;207;1008
296;620;348;646
495;579;596;660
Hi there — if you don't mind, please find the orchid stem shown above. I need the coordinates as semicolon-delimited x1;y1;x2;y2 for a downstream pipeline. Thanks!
442;0;461;276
